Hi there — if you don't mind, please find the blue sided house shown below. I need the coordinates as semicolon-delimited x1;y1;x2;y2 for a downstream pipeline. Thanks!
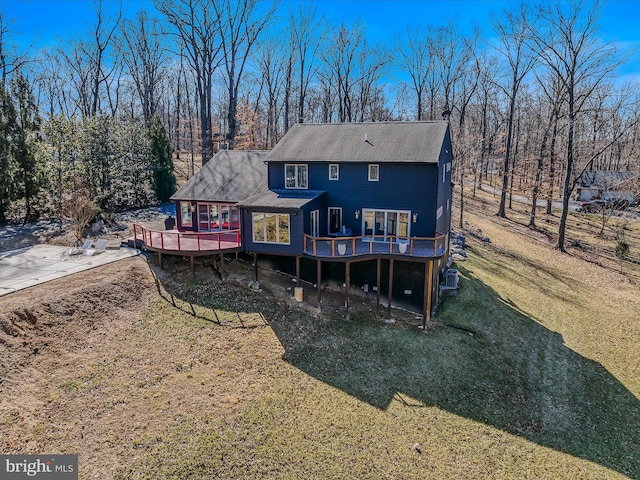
162;121;453;323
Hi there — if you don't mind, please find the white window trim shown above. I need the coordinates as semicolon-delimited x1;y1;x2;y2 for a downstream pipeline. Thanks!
285;164;308;189
368;164;379;181
180;201;192;227
310;209;319;237
329;163;339;180
252;212;291;245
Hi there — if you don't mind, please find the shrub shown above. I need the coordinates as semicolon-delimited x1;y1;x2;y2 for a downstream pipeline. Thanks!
615;240;629;259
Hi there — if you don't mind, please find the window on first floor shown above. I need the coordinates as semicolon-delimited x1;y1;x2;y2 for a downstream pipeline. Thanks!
196;203;240;231
285;164;308;189
252;213;290;244
180;201;192;227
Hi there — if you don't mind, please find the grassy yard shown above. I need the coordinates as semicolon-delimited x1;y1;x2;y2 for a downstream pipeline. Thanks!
110;208;638;478
1;195;638;479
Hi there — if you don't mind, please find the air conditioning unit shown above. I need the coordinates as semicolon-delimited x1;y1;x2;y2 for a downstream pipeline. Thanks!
442;269;459;290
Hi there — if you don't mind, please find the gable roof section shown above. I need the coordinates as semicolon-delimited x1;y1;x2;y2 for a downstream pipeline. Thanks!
263;121;449;164
170;150;268;203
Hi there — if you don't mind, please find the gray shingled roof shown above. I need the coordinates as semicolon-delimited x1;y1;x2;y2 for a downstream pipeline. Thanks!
577;170;636;188
170;150;268;203
263;121;449;164
237;190;325;209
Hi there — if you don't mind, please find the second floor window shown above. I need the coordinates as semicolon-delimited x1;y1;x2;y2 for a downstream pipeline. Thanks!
285;164;308;189
329;164;339;180
368;164;379;181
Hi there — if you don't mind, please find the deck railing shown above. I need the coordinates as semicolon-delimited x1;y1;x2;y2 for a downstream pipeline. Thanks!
303;232;448;259
133;224;242;253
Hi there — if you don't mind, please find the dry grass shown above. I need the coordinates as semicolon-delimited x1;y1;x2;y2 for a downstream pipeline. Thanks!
1;190;638;479
459;186;640;278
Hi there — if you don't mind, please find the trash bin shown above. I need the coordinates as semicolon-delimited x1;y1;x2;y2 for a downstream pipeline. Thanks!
294;287;303;302
164;216;175;230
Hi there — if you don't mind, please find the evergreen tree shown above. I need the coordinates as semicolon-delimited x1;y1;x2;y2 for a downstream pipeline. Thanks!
0;82;16;223
148;116;176;203
12;73;43;223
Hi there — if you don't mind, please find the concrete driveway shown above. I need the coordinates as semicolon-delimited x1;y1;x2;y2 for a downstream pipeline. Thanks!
0;244;140;297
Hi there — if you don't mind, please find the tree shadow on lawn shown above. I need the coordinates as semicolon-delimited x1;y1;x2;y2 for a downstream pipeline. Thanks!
269;265;640;478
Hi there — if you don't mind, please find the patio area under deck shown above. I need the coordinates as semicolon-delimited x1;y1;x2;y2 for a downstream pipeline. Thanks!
298;233;449;328
133;224;243;276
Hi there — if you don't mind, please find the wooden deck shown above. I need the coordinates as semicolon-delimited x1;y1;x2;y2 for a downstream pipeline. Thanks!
133;224;242;255
303;233;448;260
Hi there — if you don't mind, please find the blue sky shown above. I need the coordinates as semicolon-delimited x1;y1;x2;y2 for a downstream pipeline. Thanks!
4;0;640;80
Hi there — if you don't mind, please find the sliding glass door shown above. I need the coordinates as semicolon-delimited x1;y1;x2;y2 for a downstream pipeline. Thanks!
362;209;410;241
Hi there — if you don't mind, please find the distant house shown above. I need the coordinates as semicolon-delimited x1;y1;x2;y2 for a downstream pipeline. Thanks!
575;170;637;202
147;122;454;323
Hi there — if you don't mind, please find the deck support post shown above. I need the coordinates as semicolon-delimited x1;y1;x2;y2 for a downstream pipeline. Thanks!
295;256;301;286
376;258;381;311
220;254;224;275
253;253;258;281
317;260;322;303
423;260;434;328
158;252;163;269
345;260;351;310
190;255;195;278
387;259;394;317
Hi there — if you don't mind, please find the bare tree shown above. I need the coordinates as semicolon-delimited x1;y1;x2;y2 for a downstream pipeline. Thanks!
432;23;476;116
289;3;324;126
531;0;621;252
34;48;74;118
0;11;31;84
213;0;277;149
320;22;366;123
491;4;536;218
61;0;122;117
394;25;433;120
529;73;564;228
355;42;390;122
453;49;481;229
473;53;501;195
118;9;166;122
156;0;221;165
253;32;286;148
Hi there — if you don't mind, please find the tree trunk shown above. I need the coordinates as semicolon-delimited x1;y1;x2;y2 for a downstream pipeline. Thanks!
555;85;575;252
